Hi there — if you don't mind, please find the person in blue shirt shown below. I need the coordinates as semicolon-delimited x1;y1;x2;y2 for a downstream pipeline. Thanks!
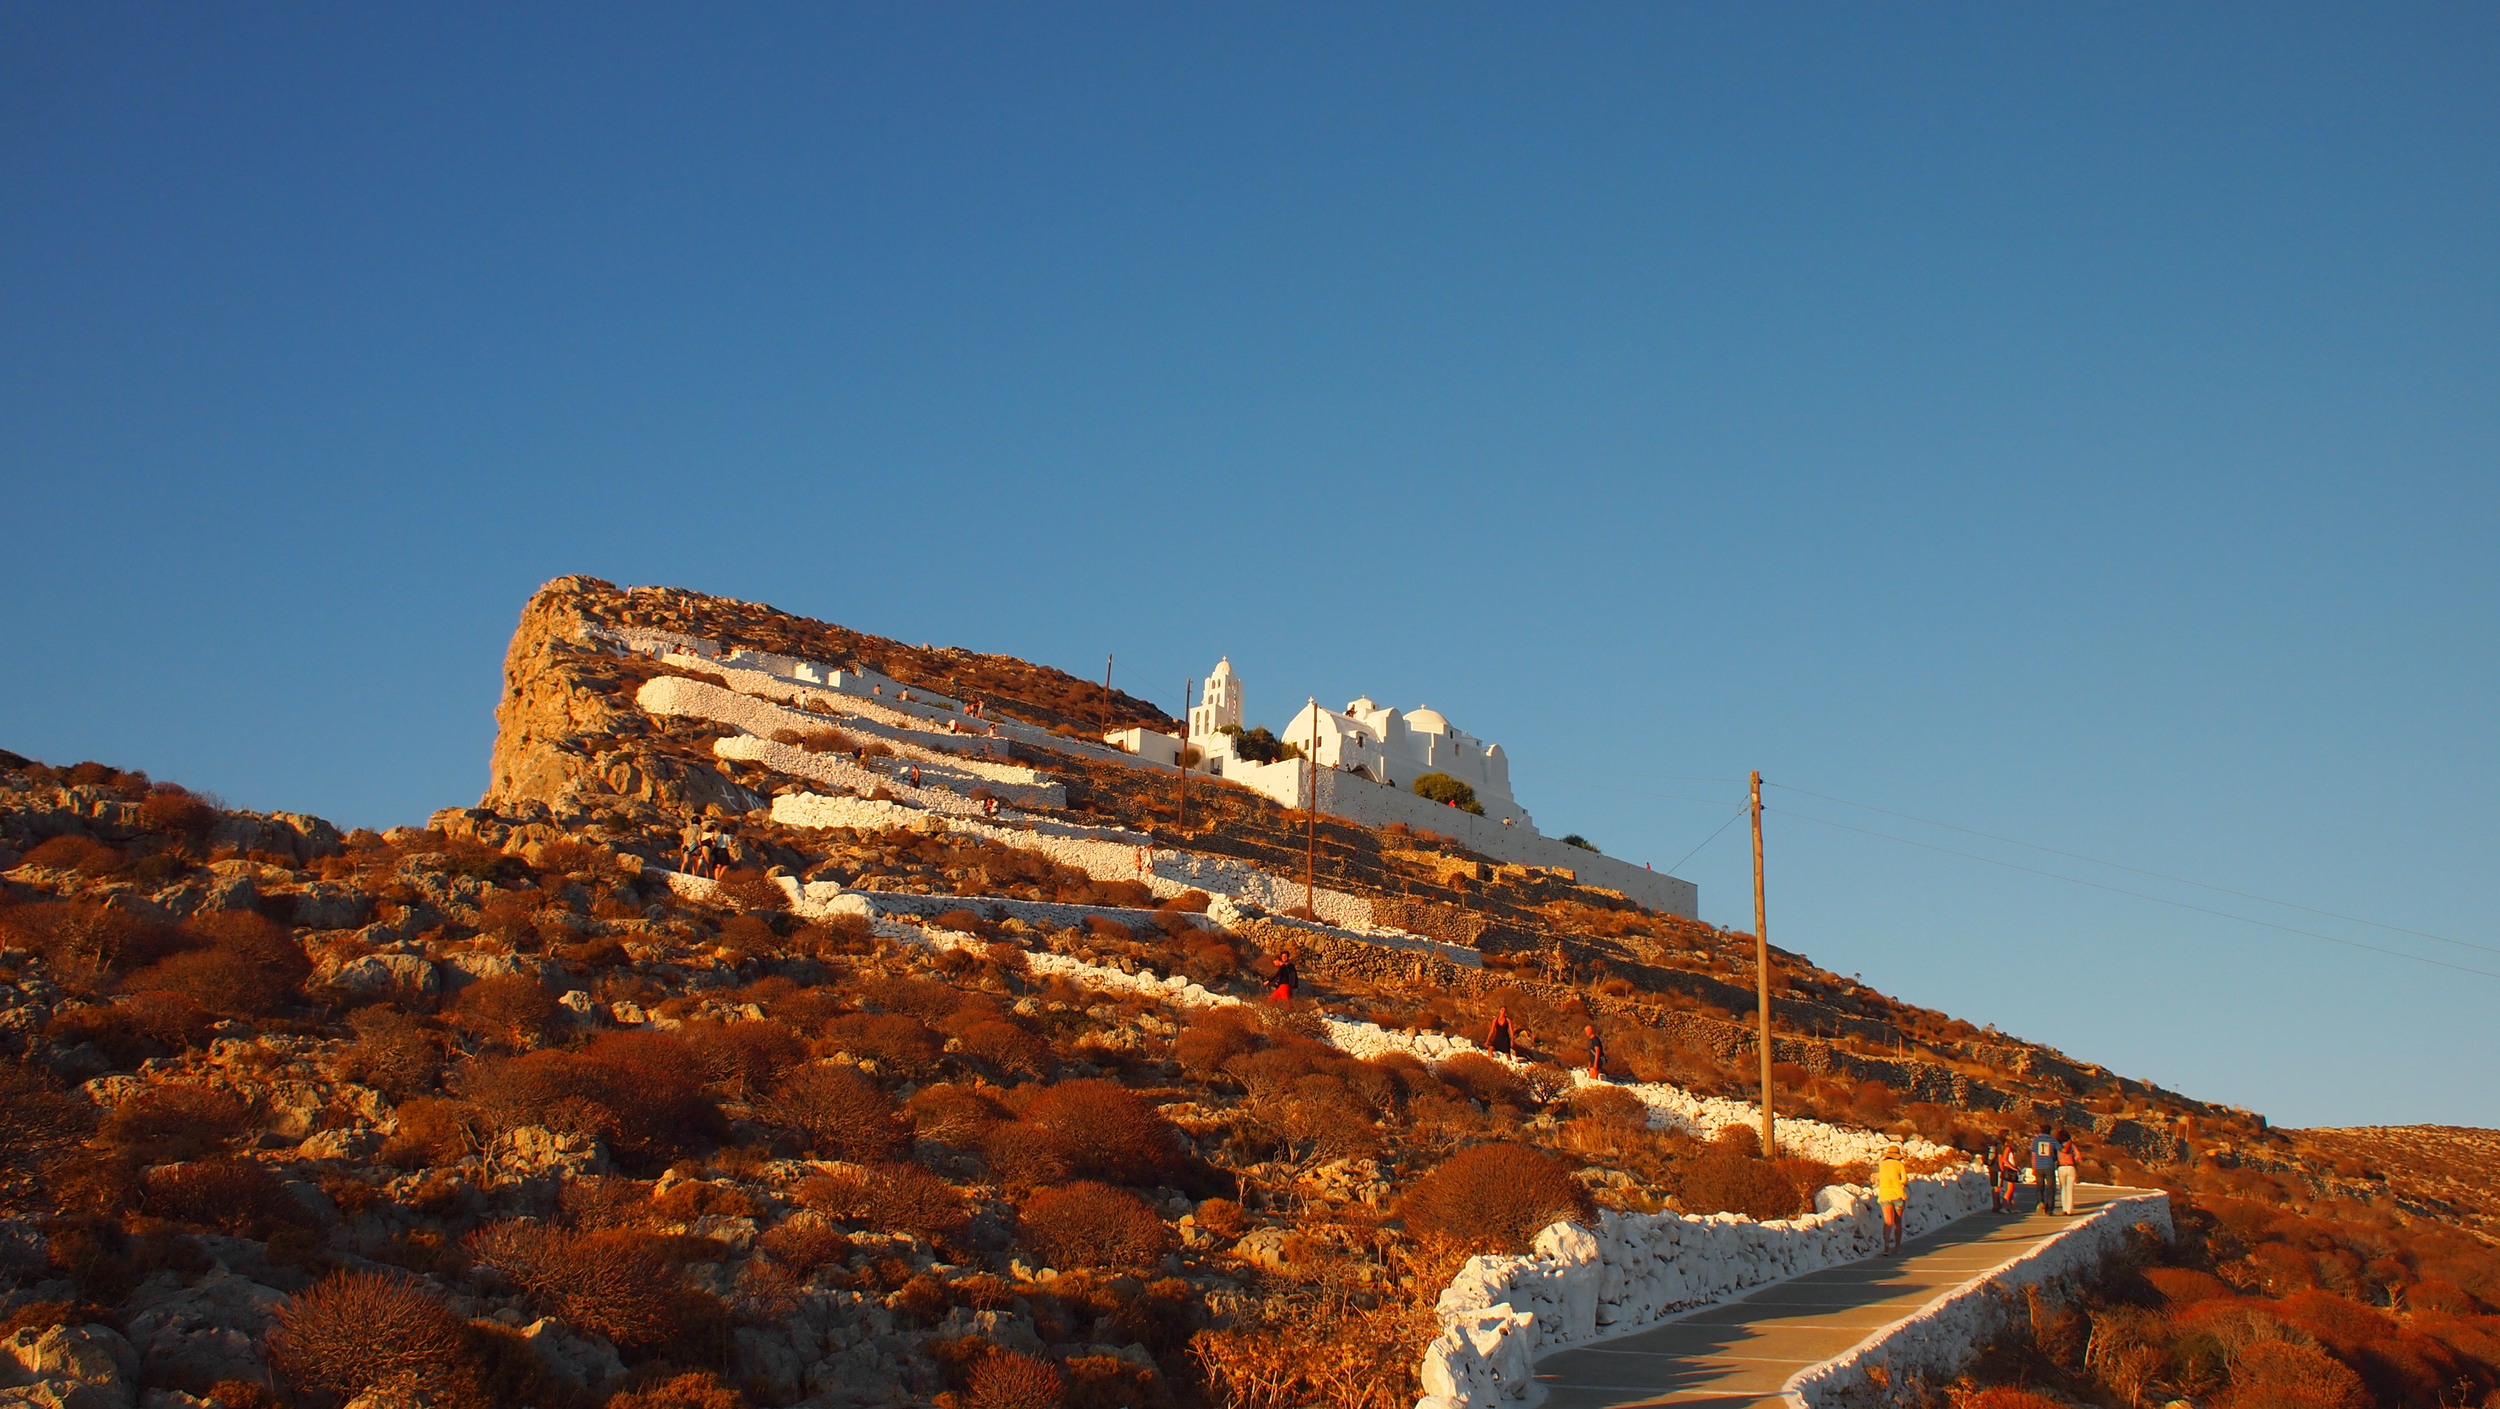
2029;1123;2062;1215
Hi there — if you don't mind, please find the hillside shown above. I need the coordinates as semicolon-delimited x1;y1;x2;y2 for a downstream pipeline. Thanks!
1;574;2494;1409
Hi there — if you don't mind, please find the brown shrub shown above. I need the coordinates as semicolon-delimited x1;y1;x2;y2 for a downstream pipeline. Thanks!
1194;1198;1250;1239
967;1350;1068;1409
821;1013;944;1078
2225;1340;2369;1409
142;1158;314;1238
1436;1052;1527;1109
465;1222;684;1348
266;1270;481;1406
378;1096;485;1167
982;1121;1076;1189
4;900;186;985
956;1020;1050;1077
767;1065;902;1161
757;1217;854;1273
1174;1009;1264;1077
1400;1144;1595;1256
1955;1390;2065;1409
605;1369;747;1409
46;990;216;1067
795;1162;969;1243
714;868;788;912
23;836;126;876
339;1005;448;1099
462;1030;722;1169
2146;1267;2238;1305
449;973;559;1050
1012;1080;1181;1185
906;1083;1010;1146
1019;1181;1173;1271
1676;1127;1809;1221
138;786;219;838
683;1019;807;1096
0;1063;86;1161
100;1084;249;1162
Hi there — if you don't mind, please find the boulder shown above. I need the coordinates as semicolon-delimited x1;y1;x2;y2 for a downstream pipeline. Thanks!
327;954;438;1002
1;1323;138;1409
281;882;374;930
518;1319;623;1394
492;1126;609;1179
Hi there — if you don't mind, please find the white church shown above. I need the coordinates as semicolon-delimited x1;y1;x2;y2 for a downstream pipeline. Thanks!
1105;658;1697;917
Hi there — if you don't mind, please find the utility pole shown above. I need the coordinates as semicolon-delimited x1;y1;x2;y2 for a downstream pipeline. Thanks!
1178;679;1192;832
1100;655;1114;738
1305;704;1321;920
1752;769;1775;1157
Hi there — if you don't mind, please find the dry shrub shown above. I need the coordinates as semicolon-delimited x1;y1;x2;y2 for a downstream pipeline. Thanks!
142;1158;314;1238
46;990;217;1068
0;1064;86;1163
860;974;964;1022
1954;1390;2065;1409
1676;1126;1809;1221
138;786;218;838
606;1369;746;1409
463;1030;723;1169
1063;1353;1155;1409
1019;1181;1173;1271
684;1019;807;1096
767;1064;902;1161
906;1083;1009;1146
1010;1080;1181;1185
1569;1086;1651;1129
127;911;310;1019
266;1270;482;1406
967;1350;1067;1409
822;1013;944;1078
757;1217;854;1273
649;1179;761;1222
982;1122;1076;1189
339;1005;447;1099
796;1162;970;1243
2147;1267;2238;1305
22;836;126;876
1400;1144;1595;1256
956;1020;1050;1076
1175;1009;1264;1077
101;1083;249;1162
379;1096;485;1167
2226;1340;2369;1409
1435;1052;1526;1109
1194;1198;1250;1239
714;868;788;912
1189;1296;1426;1409
466;1222;684;1348
450;973;559;1050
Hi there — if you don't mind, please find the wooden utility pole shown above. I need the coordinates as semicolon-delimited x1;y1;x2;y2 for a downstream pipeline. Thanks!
1099;655;1114;738
1305;704;1321;920
1752;769;1775;1157
1178;679;1192;832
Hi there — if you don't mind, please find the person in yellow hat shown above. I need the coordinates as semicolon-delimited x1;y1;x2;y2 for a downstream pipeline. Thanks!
1876;1144;1909;1254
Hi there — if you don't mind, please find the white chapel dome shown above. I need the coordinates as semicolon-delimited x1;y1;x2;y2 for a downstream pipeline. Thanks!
1407;706;1451;734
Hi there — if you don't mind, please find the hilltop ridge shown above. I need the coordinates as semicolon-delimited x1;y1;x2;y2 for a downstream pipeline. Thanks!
0;576;2493;1409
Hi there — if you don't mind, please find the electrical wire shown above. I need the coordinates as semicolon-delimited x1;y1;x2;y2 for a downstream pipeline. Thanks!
1530;776;1748;808
1765;781;2500;960
1767;804;2500;982
1663;803;1752;877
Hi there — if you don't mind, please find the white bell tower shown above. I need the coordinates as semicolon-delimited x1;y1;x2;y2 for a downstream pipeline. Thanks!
1190;657;1243;740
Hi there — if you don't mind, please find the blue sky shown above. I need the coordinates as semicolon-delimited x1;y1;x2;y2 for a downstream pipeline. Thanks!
5;5;2495;1128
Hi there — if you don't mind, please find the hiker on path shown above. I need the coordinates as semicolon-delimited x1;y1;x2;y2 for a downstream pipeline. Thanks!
1997;1137;2021;1212
2056;1129;2080;1214
1877;1143;1909;1253
1269;951;1298;1005
1485;1007;1515;1057
1583;1024;1606;1079
2029;1123;2061;1215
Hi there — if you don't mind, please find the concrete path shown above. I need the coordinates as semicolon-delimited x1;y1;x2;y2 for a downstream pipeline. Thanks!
1532;1185;2134;1409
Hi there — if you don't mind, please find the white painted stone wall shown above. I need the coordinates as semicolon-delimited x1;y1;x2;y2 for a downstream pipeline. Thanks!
1416;1173;1995;1409
1308;772;1697;917
1782;1189;2174;1408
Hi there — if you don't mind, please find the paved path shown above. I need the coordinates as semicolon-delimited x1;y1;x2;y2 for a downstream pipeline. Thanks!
1532;1186;2136;1409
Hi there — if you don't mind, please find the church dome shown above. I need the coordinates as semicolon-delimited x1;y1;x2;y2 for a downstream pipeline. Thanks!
1407;706;1451;734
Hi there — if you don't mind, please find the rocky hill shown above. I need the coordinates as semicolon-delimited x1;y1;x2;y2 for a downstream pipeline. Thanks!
1;575;2493;1409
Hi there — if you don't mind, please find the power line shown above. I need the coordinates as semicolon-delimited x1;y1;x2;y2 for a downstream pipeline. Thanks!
1767;805;2500;983
1537;764;1749;787
1765;781;2500;960
1533;777;1748;809
1663;803;1752;877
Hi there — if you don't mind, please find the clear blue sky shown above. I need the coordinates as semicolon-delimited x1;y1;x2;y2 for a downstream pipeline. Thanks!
5;5;2495;1129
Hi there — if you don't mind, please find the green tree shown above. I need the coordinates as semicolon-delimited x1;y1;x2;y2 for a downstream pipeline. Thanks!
1410;773;1483;815
1560;834;1597;852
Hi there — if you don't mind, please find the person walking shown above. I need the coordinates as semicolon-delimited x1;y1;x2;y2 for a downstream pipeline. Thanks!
1876;1144;1909;1253
1485;1007;1515;1057
1992;1137;2017;1211
1583;1024;1606;1079
1269;950;1298;1005
2056;1129;2080;1214
2029;1122;2061;1215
